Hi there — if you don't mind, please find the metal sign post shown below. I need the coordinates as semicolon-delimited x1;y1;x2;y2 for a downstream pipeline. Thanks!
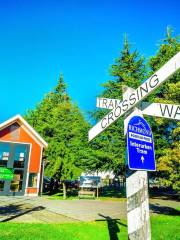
88;52;180;240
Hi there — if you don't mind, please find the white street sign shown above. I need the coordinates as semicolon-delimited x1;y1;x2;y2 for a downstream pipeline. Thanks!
96;98;180;120
141;102;180;120
96;97;121;109
89;52;180;141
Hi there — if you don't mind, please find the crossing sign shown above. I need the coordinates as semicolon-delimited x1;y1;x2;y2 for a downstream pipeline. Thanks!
127;116;155;171
96;98;180;120
89;51;180;141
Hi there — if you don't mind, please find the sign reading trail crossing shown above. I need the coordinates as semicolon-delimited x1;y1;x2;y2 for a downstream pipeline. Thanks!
89;52;180;141
127;116;155;171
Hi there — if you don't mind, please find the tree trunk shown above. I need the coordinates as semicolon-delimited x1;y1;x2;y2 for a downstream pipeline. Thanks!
63;182;67;199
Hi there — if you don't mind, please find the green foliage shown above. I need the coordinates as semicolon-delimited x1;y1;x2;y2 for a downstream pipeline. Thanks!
0;222;127;240
25;74;90;180
89;28;180;190
148;27;180;191
89;35;146;174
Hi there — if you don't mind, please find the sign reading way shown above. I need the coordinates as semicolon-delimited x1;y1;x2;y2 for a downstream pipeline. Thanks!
89;52;180;141
127;116;155;171
0;167;14;180
141;102;180;120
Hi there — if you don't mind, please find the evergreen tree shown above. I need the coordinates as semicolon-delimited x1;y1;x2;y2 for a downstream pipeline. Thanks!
25;74;90;198
148;27;180;191
89;35;146;175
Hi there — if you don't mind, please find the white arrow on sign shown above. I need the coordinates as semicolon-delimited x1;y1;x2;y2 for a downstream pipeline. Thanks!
89;52;180;141
141;156;144;163
96;98;180;120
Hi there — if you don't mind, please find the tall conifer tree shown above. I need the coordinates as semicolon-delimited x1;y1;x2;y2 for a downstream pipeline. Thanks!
89;36;146;174
25;74;90;198
148;27;180;191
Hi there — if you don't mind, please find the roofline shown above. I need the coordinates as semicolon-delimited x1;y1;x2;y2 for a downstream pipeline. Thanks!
0;114;48;148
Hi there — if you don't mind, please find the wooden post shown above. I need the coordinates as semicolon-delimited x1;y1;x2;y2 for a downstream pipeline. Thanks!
96;186;99;198
126;171;151;239
39;159;45;196
63;181;67;200
123;87;151;239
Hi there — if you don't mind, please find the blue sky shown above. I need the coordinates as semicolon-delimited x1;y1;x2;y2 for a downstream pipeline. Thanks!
0;0;179;122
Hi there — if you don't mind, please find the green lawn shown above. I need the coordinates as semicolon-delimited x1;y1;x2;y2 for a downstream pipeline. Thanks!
151;215;180;240
0;215;179;240
44;187;126;202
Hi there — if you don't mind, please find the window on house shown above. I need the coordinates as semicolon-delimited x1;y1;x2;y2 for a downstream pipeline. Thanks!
13;145;27;168
28;173;38;188
0;143;10;167
0;180;5;192
10;169;23;192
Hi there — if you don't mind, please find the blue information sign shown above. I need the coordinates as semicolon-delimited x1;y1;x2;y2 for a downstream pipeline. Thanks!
127;115;156;171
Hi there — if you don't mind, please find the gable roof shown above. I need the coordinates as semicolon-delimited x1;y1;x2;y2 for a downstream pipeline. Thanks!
0;114;48;148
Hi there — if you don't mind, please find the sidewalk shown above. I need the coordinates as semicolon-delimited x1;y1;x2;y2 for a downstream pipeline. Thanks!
1;195;178;223
0;196;126;223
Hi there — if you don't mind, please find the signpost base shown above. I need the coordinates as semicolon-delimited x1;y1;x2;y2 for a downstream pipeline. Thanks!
126;171;151;240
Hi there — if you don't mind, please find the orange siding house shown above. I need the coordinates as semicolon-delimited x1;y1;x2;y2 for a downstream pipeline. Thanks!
0;115;48;196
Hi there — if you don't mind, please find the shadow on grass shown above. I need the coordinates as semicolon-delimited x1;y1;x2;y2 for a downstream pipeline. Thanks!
44;189;78;198
0;203;45;222
100;186;126;198
150;204;180;216
96;214;127;240
149;192;179;202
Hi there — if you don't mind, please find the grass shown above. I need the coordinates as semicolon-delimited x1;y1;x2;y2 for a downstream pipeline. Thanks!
97;196;125;201
0;221;127;240
44;186;126;202
151;215;180;240
0;215;179;240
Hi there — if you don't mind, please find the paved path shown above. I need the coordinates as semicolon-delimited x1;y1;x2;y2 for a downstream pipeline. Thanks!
0;196;179;223
0;196;126;223
0;197;78;223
